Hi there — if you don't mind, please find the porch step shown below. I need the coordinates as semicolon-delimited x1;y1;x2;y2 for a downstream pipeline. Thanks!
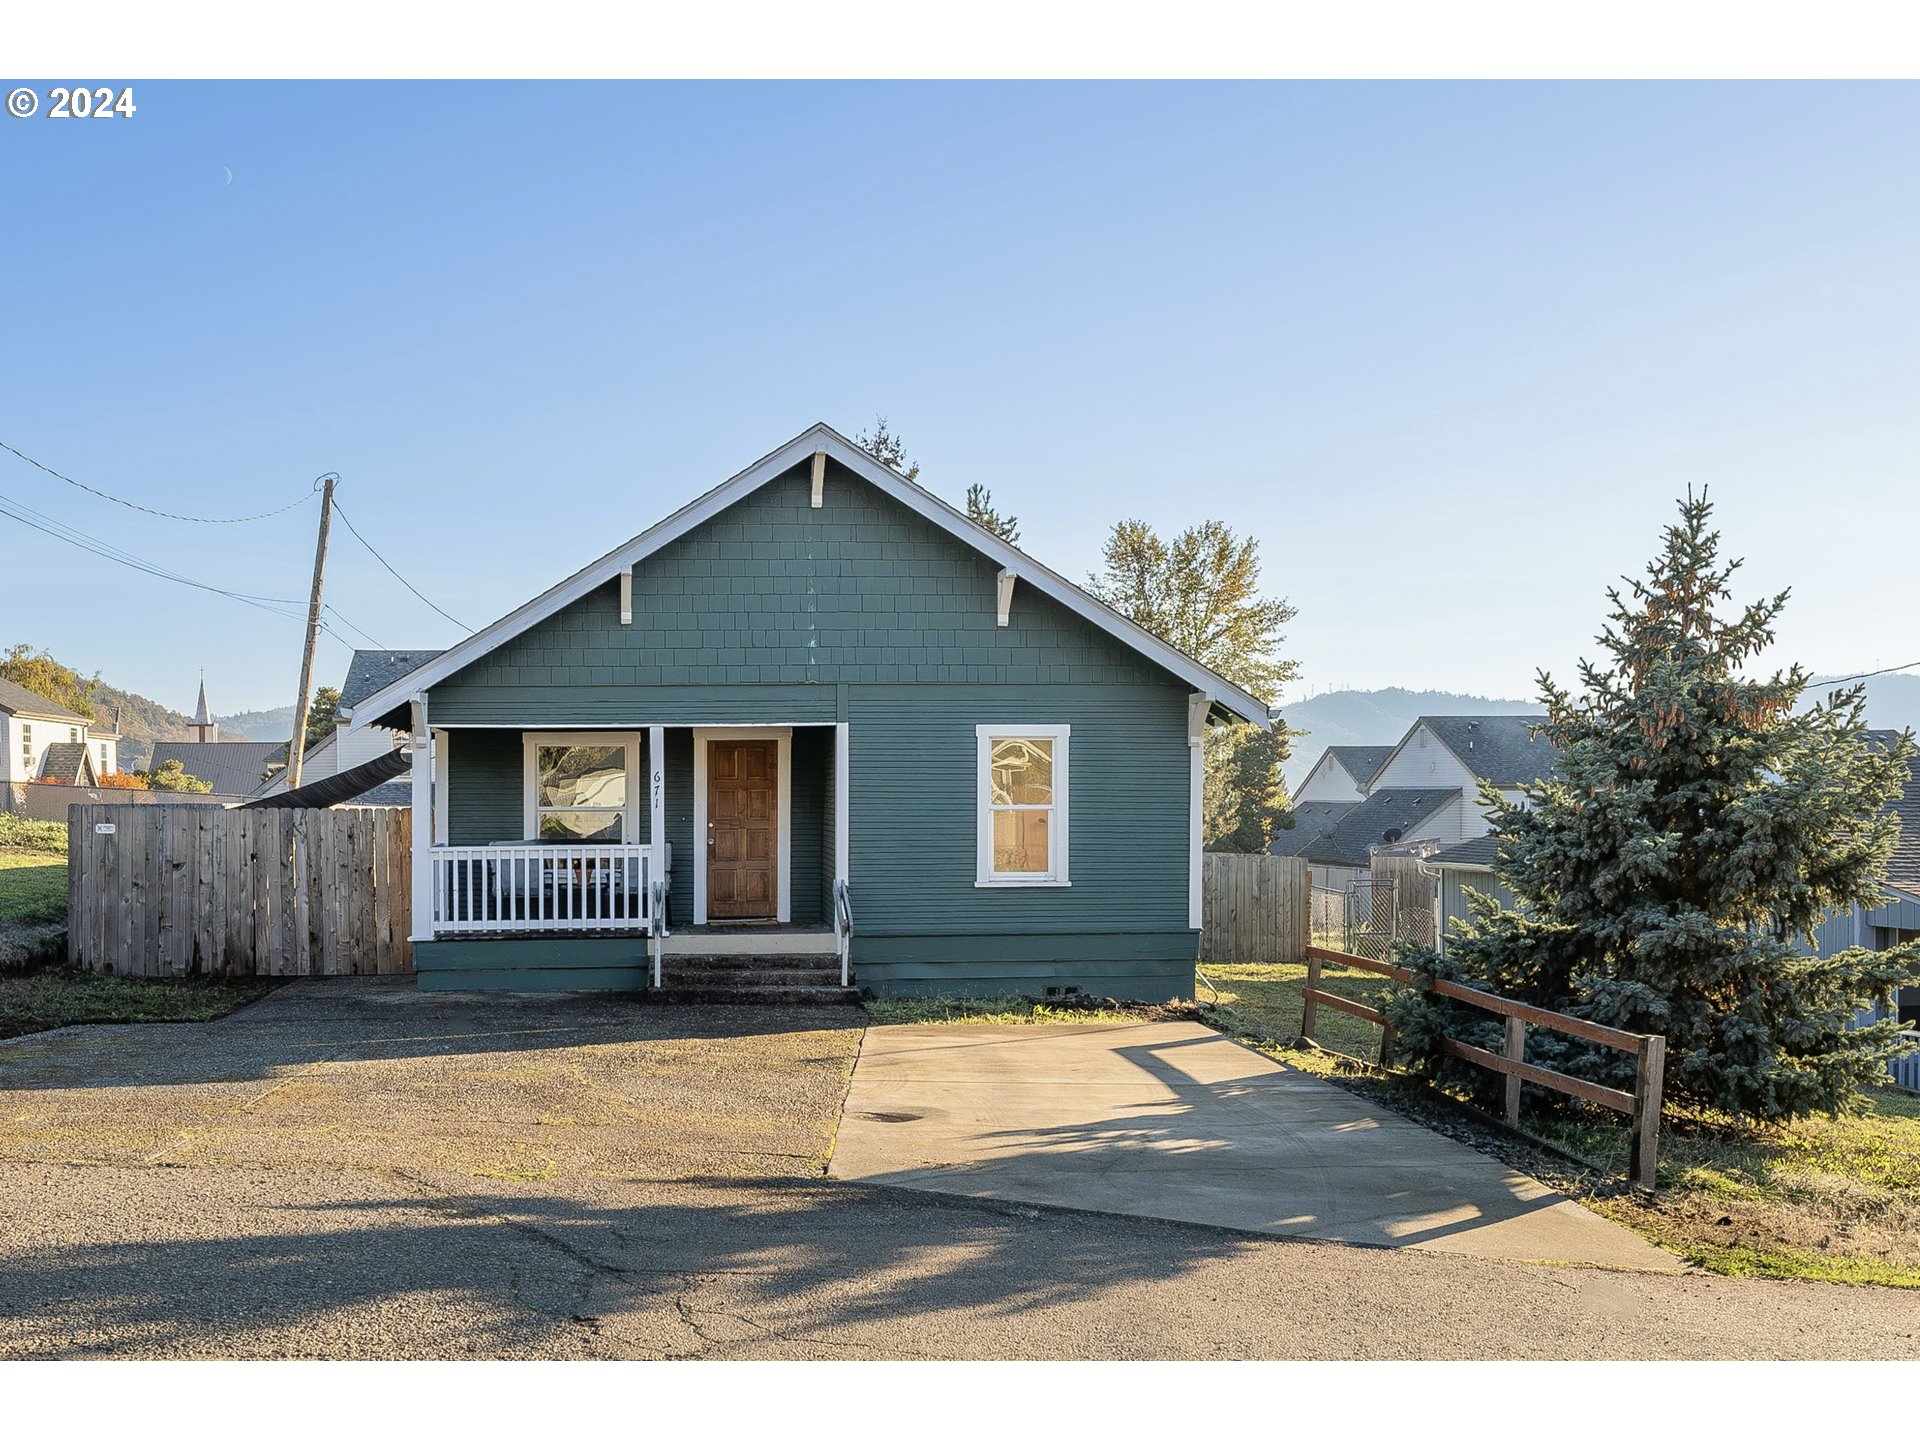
649;951;854;1005
645;984;859;1006
666;953;843;974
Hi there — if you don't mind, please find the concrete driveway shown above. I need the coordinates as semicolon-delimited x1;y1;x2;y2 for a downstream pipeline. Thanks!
832;1021;1679;1270
1;980;1916;1358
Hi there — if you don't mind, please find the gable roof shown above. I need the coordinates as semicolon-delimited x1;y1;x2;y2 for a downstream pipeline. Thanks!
341;649;443;713
1268;800;1355;858
348;423;1273;733
1390;715;1558;786
37;741;97;785
1867;735;1920;898
1290;788;1461;868
0;677;90;724
148;740;288;797
1428;833;1501;870
1326;744;1394;786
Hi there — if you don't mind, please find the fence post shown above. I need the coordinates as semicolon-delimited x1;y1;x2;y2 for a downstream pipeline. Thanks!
1502;1015;1525;1126
1301;943;1321;1046
1629;1034;1666;1190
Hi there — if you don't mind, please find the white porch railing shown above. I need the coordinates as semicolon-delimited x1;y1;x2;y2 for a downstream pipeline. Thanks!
431;844;652;935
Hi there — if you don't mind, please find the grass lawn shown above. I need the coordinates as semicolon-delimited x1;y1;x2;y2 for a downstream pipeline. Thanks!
1201;959;1920;1289
0;848;67;924
0;969;283;1041
864;993;1191;1026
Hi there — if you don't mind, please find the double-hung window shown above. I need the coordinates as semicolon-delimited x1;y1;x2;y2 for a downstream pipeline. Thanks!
975;723;1069;886
523;732;640;842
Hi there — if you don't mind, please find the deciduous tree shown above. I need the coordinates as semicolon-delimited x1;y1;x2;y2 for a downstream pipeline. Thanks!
1090;519;1298;852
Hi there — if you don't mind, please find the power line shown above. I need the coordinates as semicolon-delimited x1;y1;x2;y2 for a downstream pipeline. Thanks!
323;603;385;650
0;438;323;523
330;496;473;633
1817;661;1920;688
0;485;369;652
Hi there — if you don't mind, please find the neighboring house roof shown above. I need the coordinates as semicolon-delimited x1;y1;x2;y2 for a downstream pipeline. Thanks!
1325;745;1394;787
248;730;336;799
37;742;97;785
1269;801;1355;858
1875;741;1920;898
1292;788;1460;868
147;740;288;796
0;676;90;724
1402;715;1558;786
341;649;444;712
1428;833;1501;870
348;423;1273;733
240;747;412;810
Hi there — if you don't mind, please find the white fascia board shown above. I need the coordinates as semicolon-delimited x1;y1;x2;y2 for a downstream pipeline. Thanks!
348;422;1270;731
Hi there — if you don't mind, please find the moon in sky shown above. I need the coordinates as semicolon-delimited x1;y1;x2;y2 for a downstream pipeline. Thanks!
223;167;233;185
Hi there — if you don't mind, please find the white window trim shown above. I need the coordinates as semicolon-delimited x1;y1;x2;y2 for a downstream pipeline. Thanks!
521;730;644;843
691;726;793;925
976;723;1070;888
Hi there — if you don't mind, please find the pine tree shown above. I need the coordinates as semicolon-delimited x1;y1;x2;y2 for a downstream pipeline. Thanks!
965;483;1020;543
305;686;342;748
1091;518;1298;851
1390;492;1919;1120
854;416;920;482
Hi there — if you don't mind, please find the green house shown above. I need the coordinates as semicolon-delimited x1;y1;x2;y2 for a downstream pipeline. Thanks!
346;424;1272;998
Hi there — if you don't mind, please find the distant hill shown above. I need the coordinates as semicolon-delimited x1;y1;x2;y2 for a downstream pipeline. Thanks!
1278;688;1545;790
1807;673;1920;735
214;704;297;742
1279;674;1920;793
0;643;195;772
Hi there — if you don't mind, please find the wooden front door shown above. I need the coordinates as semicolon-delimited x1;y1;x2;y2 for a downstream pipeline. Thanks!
707;739;778;920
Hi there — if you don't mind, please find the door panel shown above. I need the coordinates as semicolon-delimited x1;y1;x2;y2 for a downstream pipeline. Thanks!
708;739;778;920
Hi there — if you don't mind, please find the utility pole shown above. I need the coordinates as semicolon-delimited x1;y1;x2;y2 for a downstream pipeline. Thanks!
287;472;337;791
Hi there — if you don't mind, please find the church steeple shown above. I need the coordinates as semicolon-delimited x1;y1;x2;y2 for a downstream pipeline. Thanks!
189;671;218;743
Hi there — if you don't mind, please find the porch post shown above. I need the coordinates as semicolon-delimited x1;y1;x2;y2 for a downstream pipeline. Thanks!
408;699;435;943
649;725;666;985
835;721;850;987
1187;693;1207;931
834;722;849;886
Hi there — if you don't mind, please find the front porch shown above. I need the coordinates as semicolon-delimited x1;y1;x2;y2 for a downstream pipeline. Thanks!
406;721;851;992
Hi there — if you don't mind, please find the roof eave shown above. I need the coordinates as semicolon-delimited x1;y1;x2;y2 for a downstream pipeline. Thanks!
349;423;1271;731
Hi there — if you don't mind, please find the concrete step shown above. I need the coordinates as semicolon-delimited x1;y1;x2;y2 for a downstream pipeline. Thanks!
644;985;860;1006
660;960;840;983
663;967;846;987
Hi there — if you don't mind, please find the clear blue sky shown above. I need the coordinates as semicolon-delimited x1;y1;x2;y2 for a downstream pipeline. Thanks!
4;82;1917;718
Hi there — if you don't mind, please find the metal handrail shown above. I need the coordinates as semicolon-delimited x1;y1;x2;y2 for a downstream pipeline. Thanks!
833;879;853;988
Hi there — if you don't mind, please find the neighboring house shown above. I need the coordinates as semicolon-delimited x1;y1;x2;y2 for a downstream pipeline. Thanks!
0;677;121;806
1293;744;1394;804
1425;833;1517;950
1430;735;1920;1039
147;740;289;797
1270;788;1462;892
148;677;288;797
1366;715;1558;843
250;649;440;805
344;422;1272;997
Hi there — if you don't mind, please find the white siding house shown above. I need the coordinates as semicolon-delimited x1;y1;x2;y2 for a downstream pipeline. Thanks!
1294;744;1395;804
1368;716;1556;841
0;677;118;794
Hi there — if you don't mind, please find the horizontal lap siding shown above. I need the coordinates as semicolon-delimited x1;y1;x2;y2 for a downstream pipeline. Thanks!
850;682;1192;941
421;462;1200;994
445;728;652;846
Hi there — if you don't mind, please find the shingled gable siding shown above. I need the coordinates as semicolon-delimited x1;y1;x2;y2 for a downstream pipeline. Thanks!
420;460;1196;998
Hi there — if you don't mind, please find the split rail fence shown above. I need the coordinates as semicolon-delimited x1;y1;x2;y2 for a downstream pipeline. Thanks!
67;803;413;977
1300;942;1668;1189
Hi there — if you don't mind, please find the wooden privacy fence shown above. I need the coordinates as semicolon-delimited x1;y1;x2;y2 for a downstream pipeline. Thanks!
1301;943;1668;1190
1201;853;1308;966
68;804;412;977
